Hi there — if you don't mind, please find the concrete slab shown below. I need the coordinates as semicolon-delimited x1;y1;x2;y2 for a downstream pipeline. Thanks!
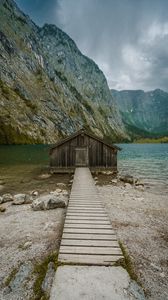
50;265;145;300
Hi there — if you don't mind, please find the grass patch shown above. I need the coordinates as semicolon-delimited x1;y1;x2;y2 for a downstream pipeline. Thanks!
115;241;140;284
5;267;18;286
32;252;58;300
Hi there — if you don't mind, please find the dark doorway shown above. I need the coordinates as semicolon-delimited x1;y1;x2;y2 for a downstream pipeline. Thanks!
75;147;88;166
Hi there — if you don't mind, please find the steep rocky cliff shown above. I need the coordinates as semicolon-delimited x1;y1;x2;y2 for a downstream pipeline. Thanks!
111;89;168;139
0;0;128;144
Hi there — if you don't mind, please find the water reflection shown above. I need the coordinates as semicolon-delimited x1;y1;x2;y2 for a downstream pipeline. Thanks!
0;143;167;194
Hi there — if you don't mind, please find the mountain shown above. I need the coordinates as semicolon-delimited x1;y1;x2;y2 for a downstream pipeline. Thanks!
0;0;128;144
111;89;168;140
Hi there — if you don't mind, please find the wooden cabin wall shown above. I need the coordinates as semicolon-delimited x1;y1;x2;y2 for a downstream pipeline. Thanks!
50;134;117;168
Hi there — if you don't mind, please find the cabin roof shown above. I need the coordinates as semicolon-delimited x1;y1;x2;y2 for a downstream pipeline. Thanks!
50;129;121;153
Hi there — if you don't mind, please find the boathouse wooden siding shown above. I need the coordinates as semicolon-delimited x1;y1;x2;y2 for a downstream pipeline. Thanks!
49;130;120;170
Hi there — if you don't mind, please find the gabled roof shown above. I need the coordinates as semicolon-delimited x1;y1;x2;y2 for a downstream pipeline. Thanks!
50;129;121;153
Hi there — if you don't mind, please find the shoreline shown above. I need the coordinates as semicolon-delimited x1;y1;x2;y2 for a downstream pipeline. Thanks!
0;172;167;299
97;180;168;300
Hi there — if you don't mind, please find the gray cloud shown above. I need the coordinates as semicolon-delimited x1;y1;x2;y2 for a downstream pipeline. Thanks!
16;0;168;91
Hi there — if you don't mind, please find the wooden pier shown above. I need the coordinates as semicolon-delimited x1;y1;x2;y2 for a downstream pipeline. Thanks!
58;167;123;265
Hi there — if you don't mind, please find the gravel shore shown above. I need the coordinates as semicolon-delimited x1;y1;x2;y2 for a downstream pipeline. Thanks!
0;172;167;299
98;182;168;300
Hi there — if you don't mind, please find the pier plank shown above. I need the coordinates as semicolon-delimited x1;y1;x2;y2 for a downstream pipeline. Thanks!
64;228;115;234
59;246;122;255
65;220;110;224
62;233;117;240
58;167;123;265
61;240;119;247
64;224;112;229
58;254;123;265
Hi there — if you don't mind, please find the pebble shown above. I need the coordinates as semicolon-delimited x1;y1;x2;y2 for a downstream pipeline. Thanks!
39;174;51;179
160;272;165;278
150;263;161;271
2;193;14;203
136;185;145;192
124;183;132;189
138;197;144;201
111;179;117;184
62;190;68;196
55;188;62;193
13;194;30;205
0;206;6;212
22;241;32;249
57;183;66;187
44;222;55;231
31;191;39;197
42;262;55;296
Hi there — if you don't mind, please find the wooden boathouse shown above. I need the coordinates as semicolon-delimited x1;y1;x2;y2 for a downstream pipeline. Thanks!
49;129;121;172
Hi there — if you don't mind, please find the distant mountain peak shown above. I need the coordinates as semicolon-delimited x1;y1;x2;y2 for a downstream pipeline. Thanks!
111;89;168;139
0;0;128;144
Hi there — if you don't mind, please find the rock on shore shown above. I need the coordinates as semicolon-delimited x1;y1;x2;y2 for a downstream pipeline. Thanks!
32;194;67;211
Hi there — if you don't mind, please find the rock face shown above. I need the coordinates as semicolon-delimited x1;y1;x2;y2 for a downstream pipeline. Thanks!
119;175;135;185
111;89;168;139
13;194;32;205
4;261;34;298
42;262;55;297
2;193;14;203
0;0;128;144
0;206;6;212
31;194;67;211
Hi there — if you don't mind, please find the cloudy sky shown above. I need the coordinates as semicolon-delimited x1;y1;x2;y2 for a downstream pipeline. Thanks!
16;0;168;91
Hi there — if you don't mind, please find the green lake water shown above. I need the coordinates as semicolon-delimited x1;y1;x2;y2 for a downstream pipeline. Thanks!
0;144;167;194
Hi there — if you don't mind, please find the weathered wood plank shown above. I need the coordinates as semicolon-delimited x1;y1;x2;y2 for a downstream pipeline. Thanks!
68;208;103;211
67;210;106;212
68;203;103;207
58;167;122;266
70;196;99;198
58;254;123;265
69;201;101;203
62;233;117;240
66;214;107;217
64;224;112;229
61;240;119;247
69;200;101;202
63;228;115;234
58;254;122;266
70;196;98;198
67;211;107;215
66;215;108;218
65;220;110;224
66;216;108;220
59;246;122;255
69;203;102;205
66;214;107;218
70;192;98;194
68;207;103;209
69;199;100;202
69;203;102;206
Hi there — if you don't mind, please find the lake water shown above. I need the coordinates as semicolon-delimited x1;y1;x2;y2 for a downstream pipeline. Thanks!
118;144;168;194
0;144;167;194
